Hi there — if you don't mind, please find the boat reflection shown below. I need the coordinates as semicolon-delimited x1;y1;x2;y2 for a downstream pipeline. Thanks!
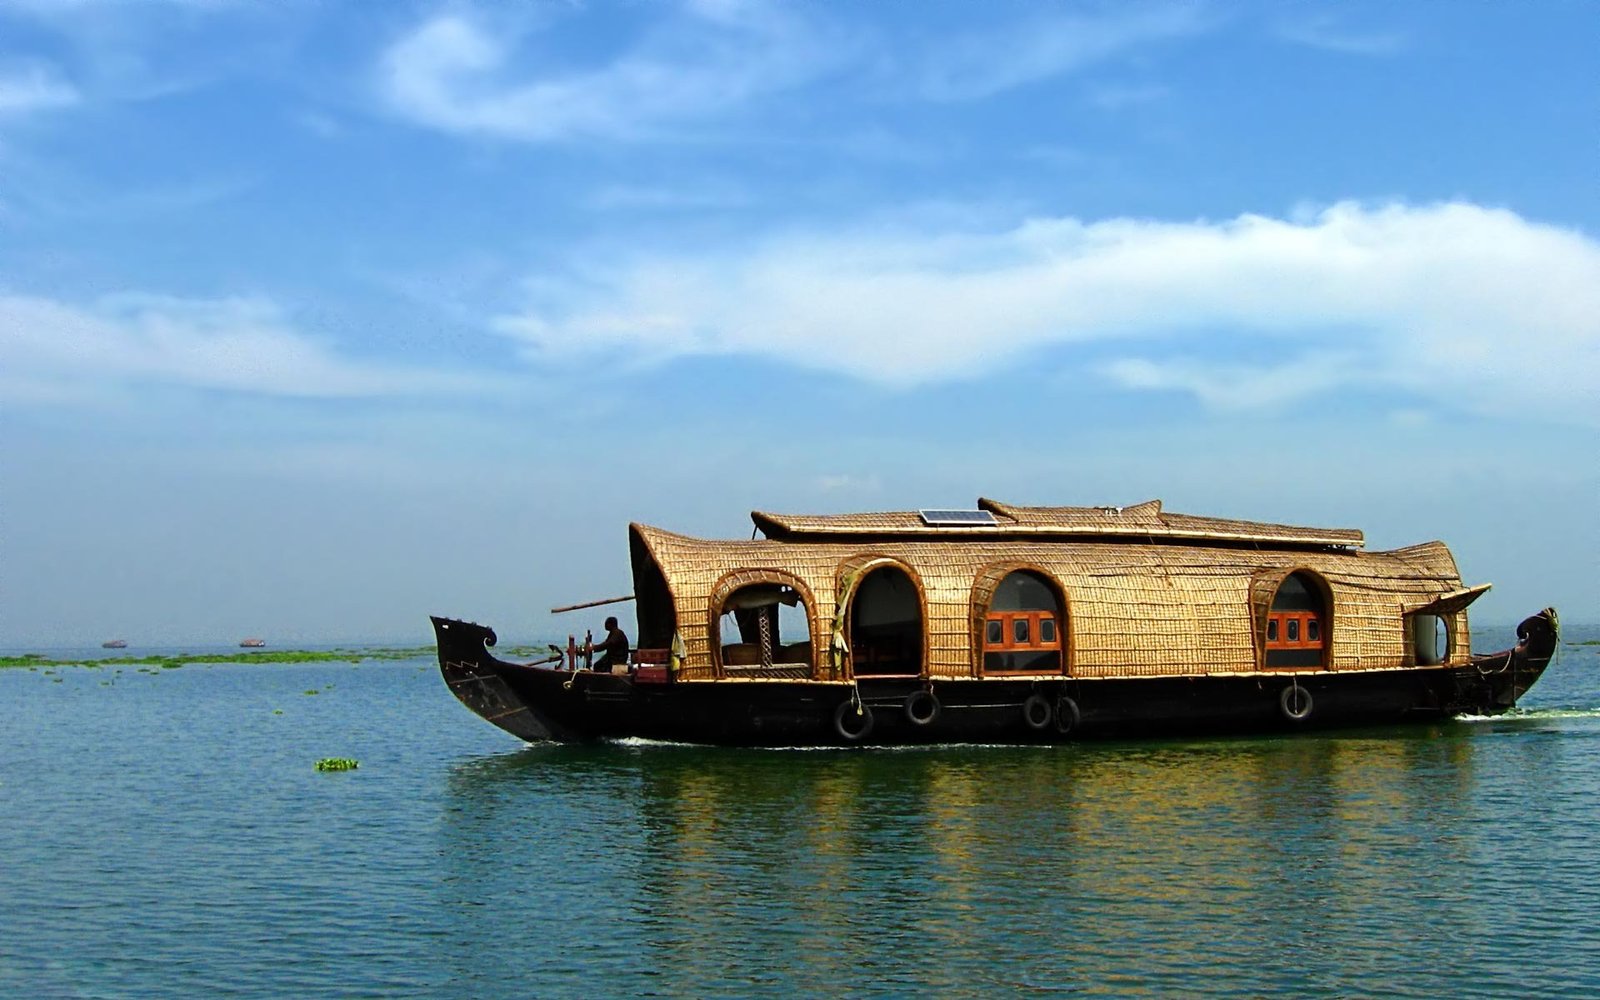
436;730;1492;994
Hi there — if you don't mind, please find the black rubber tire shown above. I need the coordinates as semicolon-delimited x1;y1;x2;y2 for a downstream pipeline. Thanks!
1022;693;1053;731
1280;684;1314;723
1054;695;1081;735
904;690;941;727
833;700;875;742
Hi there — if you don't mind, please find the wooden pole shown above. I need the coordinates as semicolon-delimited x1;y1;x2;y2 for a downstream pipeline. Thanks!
550;594;635;615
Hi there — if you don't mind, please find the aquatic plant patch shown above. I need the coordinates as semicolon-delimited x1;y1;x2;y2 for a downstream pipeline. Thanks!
0;645;445;669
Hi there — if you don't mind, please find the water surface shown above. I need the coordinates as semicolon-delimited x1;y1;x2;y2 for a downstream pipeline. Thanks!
4;626;1599;997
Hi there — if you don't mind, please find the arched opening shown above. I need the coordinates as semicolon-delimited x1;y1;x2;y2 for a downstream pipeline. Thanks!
1266;571;1329;670
1411;614;1450;665
982;569;1065;675
848;565;923;677
715;580;813;679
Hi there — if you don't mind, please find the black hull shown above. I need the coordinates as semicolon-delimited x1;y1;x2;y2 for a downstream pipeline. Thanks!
430;613;1559;748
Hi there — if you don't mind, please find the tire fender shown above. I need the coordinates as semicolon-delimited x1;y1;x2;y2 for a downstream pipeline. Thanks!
1054;695;1081;735
904;690;941;727
1280;684;1314;723
833;699;875;742
1022;693;1053;731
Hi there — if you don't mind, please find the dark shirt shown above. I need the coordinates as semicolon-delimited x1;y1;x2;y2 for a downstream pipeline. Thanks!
594;627;629;670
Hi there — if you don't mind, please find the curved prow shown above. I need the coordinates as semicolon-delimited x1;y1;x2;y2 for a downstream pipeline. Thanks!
432;615;498;662
1463;607;1561;712
1516;607;1560;662
430;615;561;742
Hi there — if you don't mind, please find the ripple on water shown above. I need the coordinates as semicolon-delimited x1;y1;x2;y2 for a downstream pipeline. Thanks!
3;650;1600;997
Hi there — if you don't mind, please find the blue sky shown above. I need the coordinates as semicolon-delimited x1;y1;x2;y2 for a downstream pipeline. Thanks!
2;0;1596;646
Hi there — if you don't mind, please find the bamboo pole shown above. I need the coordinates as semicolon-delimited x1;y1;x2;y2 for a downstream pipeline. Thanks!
550;594;635;614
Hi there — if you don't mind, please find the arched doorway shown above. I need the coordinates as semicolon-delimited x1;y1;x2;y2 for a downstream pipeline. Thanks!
1266;571;1330;669
848;565;923;677
981;569;1066;675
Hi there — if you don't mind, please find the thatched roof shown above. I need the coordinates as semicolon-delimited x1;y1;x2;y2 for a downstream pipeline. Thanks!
630;510;1467;683
751;498;1365;549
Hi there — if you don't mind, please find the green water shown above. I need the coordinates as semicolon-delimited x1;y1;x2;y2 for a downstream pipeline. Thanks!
3;627;1599;997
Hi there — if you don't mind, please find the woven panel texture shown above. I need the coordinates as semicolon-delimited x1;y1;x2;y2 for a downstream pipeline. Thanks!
632;525;1464;682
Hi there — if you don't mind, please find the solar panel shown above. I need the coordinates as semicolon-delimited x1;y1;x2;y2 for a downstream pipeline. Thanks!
919;509;998;527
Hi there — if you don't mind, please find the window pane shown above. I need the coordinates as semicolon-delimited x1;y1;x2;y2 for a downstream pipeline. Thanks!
986;619;1003;646
1040;618;1056;643
992;571;1060;612
1014;619;1030;644
1267;619;1279;642
1307;619;1320;642
1287;620;1300;642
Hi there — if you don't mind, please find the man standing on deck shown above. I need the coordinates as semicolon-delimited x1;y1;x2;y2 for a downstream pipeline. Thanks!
592;616;630;673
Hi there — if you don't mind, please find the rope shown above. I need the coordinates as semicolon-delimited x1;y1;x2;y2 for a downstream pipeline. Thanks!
1477;649;1514;678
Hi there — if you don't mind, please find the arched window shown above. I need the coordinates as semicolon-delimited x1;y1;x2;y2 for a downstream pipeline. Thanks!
715;581;813;679
982;570;1065;675
1266;571;1329;669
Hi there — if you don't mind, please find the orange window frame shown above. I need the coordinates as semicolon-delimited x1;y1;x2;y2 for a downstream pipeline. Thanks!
984;611;1062;653
1266;611;1324;651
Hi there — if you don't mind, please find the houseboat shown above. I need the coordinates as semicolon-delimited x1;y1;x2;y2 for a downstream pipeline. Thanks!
431;499;1559;746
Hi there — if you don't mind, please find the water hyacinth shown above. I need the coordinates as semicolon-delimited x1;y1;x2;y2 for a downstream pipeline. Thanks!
314;758;358;772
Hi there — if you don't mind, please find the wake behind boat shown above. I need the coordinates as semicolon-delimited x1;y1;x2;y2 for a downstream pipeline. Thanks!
432;498;1559;746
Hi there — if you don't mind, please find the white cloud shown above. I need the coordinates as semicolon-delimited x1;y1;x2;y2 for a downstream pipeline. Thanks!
492;201;1600;425
0;292;492;402
379;4;846;142
0;61;79;115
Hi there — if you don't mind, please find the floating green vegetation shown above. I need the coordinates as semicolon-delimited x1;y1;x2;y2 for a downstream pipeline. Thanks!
0;644;442;670
314;758;359;772
304;689;320;696
502;645;554;658
272;709;283;715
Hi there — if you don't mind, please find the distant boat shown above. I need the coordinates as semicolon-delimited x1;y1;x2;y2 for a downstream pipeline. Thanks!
101;639;128;649
239;638;267;648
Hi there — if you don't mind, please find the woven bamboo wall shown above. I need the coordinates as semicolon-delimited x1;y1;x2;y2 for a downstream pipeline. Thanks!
630;524;1465;682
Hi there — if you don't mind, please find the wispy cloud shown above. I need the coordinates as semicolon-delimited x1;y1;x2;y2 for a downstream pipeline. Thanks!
378;2;1208;142
587;181;753;212
379;3;849;142
1086;82;1168;111
0;60;79;115
1;293;494;403
914;4;1205;101
1098;352;1365;410
1276;14;1406;56
492;201;1600;425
